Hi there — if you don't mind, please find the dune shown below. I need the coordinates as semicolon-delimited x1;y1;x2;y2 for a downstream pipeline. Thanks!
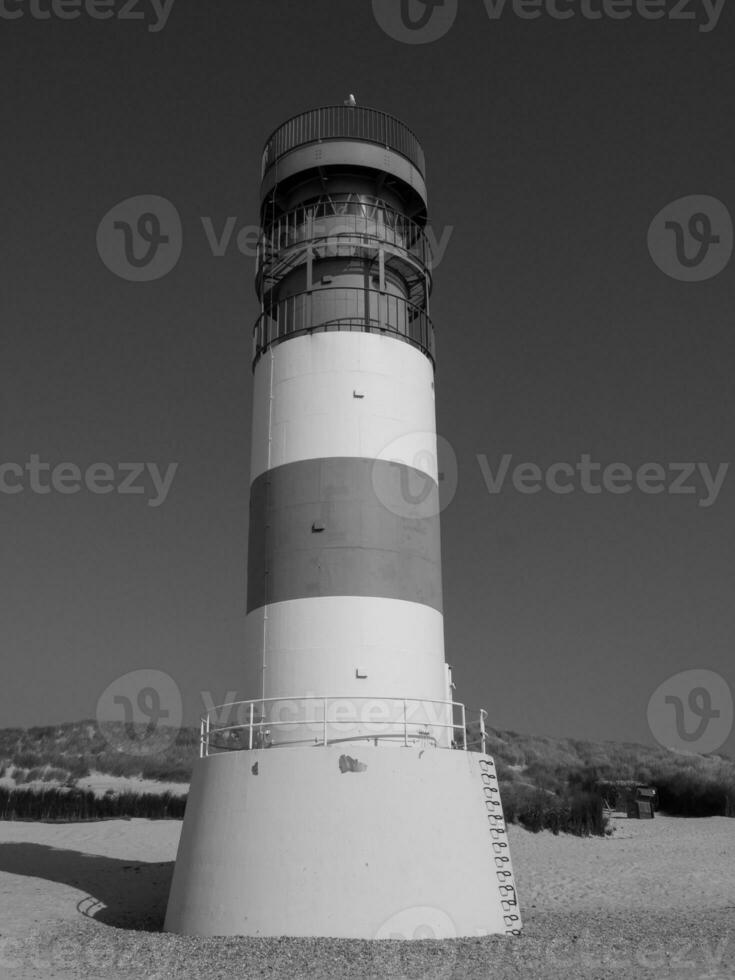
74;772;190;798
0;772;189;799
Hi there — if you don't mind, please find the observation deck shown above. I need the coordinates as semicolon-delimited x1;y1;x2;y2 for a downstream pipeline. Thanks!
253;107;434;368
261;105;426;179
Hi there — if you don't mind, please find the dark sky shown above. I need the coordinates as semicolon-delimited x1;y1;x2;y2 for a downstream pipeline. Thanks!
2;0;734;754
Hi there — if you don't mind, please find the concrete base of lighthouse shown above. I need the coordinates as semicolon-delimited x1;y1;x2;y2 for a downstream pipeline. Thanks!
164;746;521;938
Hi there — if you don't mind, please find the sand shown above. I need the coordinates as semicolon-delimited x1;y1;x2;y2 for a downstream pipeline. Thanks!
0;815;733;979
511;815;735;912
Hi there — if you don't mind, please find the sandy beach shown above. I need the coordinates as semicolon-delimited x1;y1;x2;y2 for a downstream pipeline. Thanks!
0;815;732;979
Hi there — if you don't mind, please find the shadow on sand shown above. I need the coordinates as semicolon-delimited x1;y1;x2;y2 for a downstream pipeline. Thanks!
0;842;173;931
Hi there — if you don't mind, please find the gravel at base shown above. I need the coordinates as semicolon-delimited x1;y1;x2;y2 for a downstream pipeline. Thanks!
3;909;734;980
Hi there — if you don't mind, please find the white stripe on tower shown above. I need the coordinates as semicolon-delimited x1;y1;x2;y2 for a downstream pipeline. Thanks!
249;331;439;482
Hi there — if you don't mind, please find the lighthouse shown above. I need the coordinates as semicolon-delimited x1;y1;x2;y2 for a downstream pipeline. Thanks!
164;104;522;939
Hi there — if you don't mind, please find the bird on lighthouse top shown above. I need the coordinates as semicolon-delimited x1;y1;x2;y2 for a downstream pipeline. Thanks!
344;94;357;107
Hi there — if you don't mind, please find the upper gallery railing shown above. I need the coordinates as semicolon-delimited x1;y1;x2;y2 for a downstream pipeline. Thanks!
257;199;432;281
261;106;427;178
252;288;435;366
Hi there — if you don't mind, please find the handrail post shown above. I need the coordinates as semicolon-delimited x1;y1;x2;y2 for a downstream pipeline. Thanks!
480;708;487;756
249;702;254;751
200;717;204;758
403;699;408;747
323;697;328;746
461;702;467;750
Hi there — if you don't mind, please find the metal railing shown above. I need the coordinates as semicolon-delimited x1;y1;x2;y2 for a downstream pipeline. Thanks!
253;288;435;366
257;199;432;283
200;696;489;757
261;106;426;178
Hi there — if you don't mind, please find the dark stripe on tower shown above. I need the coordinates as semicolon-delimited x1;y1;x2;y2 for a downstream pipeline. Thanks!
247;457;443;613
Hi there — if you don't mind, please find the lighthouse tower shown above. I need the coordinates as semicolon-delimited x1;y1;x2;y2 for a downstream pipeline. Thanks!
165;105;521;940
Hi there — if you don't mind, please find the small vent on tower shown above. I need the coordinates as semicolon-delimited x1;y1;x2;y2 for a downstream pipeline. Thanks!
353;390;365;399
312;520;326;533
